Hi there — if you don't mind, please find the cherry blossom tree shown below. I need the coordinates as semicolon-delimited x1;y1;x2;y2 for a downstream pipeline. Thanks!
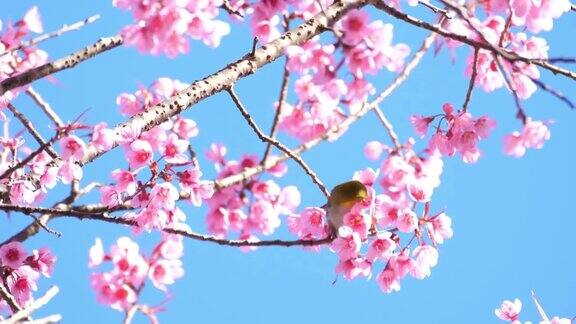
0;0;573;323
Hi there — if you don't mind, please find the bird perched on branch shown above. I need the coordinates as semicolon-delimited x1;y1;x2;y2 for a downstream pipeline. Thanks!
325;180;369;235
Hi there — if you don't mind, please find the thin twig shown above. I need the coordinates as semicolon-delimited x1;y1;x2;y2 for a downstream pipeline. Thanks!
123;305;139;324
373;107;403;154
462;48;479;112
0;282;22;314
26;87;64;128
220;0;244;18
16;315;62;324
0;14;100;58
0;35;123;96
370;0;576;80
530;77;575;109
6;103;59;159
0;132;61;181
27;214;62;237
548;57;576;64
530;291;550;323
227;86;330;198
251;37;259;57
495;57;527;124
261;15;291;164
417;0;453;18
3;286;59;324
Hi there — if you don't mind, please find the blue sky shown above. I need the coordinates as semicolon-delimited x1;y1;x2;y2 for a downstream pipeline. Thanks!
1;1;575;323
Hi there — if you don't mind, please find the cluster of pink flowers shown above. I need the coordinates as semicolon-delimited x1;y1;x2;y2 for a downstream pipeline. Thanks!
278;9;409;142
495;298;570;324
205;145;300;247
482;0;572;33
89;235;183;314
289;143;453;293
1;118;93;205
249;0;328;42
0;7;47;107
113;0;230;57
0;242;56;311
410;103;496;163
100;78;213;231
504;118;551;157
337;10;410;77
442;15;550;100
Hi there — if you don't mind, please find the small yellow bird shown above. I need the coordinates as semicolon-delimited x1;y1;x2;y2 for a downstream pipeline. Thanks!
325;180;369;235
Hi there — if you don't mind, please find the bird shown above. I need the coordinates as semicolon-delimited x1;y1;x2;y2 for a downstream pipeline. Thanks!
325;180;369;235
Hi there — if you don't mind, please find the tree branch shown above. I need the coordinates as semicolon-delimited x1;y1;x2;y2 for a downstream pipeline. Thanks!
2;286;59;324
370;0;576;81
373;107;403;154
0;35;123;96
462;48;479;112
0;282;22;314
6;103;59;159
261;15;291;164
79;0;372;166
226;86;330;198
0;14;100;58
1;24;436;248
26;87;64;128
530;77;574;110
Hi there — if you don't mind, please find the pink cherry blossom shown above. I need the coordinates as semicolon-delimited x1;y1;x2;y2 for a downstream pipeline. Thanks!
389;253;416;278
100;185;122;207
288;207;329;239
335;257;372;280
366;232;397;262
396;209;418;233
343;211;372;239
89;238;105;268
495;298;522;322
111;169;137;195
115;0;230;57
28;247;56;277
427;213;453;244
206;143;227;164
6;266;39;306
149;259;184;291
150;182;180;210
22;6;43;33
136;207;169;231
91;122;117;151
58;159;83;184
353;168;379;187
160;133;189;164
427;107;496;163
338;9;371;46
410;115;434;138
410;245;439;279
376;268;401;293
60;135;87;161
126;139;154;169
178;168;214;206
546;317;572;324
173;117;199;139
364;141;386;161
116;93;142;116
9;181;38;205
247;200;280;235
504;119;551;158
0;242;27;269
330;226;362;260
